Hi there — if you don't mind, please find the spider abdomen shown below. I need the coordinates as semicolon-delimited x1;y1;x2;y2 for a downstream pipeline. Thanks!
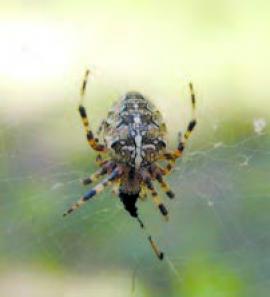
102;91;167;169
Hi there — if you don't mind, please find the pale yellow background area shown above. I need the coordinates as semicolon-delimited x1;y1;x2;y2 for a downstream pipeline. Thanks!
0;1;269;125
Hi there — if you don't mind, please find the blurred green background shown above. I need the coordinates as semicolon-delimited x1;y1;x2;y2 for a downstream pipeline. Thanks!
0;1;269;296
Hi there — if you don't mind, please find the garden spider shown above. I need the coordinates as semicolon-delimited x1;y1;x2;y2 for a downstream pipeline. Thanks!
63;70;197;260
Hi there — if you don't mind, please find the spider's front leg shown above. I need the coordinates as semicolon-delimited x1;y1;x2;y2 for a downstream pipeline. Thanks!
78;69;108;153
159;82;197;175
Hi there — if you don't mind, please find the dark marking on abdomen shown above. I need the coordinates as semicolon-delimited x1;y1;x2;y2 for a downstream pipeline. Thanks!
119;191;139;217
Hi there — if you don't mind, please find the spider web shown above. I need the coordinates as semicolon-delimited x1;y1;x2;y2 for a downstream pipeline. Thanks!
0;90;269;297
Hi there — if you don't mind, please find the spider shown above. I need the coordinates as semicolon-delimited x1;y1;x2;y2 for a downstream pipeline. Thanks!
63;70;197;260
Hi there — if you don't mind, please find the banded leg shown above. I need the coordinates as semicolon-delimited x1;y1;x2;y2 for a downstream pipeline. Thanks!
157;155;176;176
139;185;148;200
155;173;175;199
112;180;120;196
97;119;108;136
172;82;197;159
81;167;108;185
95;154;110;166
148;236;164;260
131;204;164;260
135;215;164;260
63;169;121;216
148;164;175;198
81;161;116;185
159;82;197;172
78;70;107;152
144;178;169;221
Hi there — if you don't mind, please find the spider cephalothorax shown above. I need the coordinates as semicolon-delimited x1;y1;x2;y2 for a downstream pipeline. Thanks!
63;70;197;260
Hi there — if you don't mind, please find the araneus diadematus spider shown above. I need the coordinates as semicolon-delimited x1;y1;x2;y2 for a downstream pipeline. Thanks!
63;70;197;260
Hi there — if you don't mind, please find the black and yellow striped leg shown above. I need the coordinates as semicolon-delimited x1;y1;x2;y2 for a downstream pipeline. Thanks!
111;180;120;196
159;82;197;169
149;164;175;197
144;178;169;221
95;153;103;165
79;105;106;152
81;167;108;185
63;169;121;216
78;69;107;152
157;156;176;176
148;236;164;260
172;82;197;159
172;120;197;159
97;119;107;136
139;185;148;200
135;216;164;260
155;173;175;199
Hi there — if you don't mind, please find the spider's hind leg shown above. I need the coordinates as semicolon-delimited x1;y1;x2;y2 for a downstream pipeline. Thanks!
81;161;115;185
119;191;164;260
156;173;175;199
149;164;175;199
63;168;121;216
81;167;108;185
143;176;169;221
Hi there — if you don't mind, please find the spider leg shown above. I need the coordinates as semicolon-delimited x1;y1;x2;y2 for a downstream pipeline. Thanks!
63;168;121;216
97;119;107;136
148;235;164;260
139;185;148;200
95;153;103;165
81;167;108;185
111;180;120;196
95;154;112;168
156;173;175;199
81;161;115;185
143;175;169;221
158;82;197;173
149;164;175;198
78;69;107;152
135;215;164;260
